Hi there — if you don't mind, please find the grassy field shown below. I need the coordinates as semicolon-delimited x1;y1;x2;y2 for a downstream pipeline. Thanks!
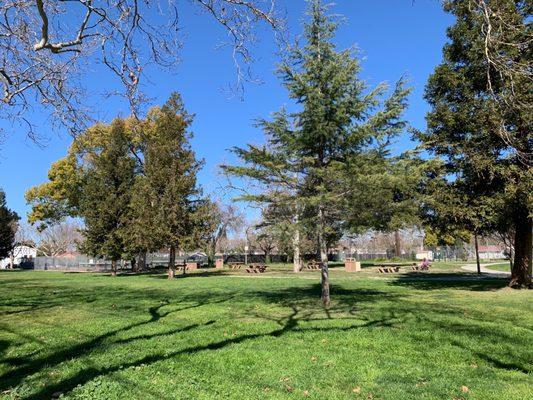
484;263;511;272
0;264;531;400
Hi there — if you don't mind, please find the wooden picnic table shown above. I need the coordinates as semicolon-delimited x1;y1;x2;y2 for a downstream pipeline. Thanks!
411;263;431;271
228;262;244;270
377;266;401;274
245;263;268;274
305;260;322;270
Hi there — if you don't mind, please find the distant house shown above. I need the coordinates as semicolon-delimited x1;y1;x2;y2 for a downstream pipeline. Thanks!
478;245;506;260
0;245;37;268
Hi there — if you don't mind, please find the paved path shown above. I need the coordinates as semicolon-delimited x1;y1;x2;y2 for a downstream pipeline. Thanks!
461;263;511;276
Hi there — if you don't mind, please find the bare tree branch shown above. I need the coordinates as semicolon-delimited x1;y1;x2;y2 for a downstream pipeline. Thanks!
0;0;283;140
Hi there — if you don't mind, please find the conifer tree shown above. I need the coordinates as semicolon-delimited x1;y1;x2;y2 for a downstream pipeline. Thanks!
224;0;410;306
0;189;19;260
135;94;203;279
79;119;136;275
419;0;532;287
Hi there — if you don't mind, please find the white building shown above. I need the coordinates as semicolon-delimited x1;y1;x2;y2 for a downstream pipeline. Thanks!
0;245;37;269
478;246;506;260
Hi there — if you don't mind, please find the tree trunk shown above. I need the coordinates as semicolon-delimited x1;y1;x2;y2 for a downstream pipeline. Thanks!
293;226;301;273
168;246;176;279
394;230;401;257
318;205;330;307
265;251;271;264
474;233;481;275
131;257;137;273
139;252;147;271
510;210;532;288
111;260;117;276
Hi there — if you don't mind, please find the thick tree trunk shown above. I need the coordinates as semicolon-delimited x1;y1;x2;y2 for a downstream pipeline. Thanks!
394;230;401;257
293;226;301;273
111;260;117;276
131;257;137;273
168;246;176;279
318;205;330;307
510;210;532;288
265;251;271;264
474;233;481;275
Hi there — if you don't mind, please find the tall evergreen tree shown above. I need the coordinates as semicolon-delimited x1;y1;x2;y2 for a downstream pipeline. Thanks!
135;94;203;279
79;119;136;275
418;0;532;287
224;0;410;306
0;189;19;260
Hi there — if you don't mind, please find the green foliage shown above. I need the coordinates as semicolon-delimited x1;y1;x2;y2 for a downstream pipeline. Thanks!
417;0;532;285
26;94;206;266
0;189;19;258
133;93;204;255
78;119;136;262
224;0;411;254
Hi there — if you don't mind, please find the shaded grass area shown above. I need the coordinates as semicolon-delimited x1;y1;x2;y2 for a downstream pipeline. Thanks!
0;268;531;400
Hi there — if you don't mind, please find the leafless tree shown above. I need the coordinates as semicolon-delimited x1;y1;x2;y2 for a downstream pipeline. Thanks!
37;220;83;256
1;1;282;140
203;200;243;265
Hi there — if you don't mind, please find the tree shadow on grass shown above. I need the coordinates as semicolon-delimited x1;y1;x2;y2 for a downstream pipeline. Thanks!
1;277;528;399
19;287;398;399
389;272;510;291
0;281;397;399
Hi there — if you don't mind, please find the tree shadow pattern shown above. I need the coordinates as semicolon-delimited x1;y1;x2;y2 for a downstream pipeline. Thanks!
0;274;530;399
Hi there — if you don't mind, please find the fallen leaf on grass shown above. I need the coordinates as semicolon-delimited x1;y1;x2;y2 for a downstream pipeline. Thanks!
285;385;294;392
352;386;361;393
303;390;310;397
461;386;469;393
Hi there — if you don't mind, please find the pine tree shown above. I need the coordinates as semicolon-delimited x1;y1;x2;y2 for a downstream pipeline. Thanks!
0;189;19;260
419;0;532;287
137;93;203;279
79;119;136;275
224;0;410;306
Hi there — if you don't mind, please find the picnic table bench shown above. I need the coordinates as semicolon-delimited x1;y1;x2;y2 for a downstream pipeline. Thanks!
377;266;401;274
411;263;431;271
228;262;244;270
175;263;188;272
305;260;322;270
245;264;268;273
376;263;408;274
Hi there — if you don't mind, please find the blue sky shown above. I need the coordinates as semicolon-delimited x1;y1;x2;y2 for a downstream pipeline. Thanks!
0;0;453;221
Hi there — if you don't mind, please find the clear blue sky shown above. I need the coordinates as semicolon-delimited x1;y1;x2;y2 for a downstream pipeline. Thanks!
0;0;454;221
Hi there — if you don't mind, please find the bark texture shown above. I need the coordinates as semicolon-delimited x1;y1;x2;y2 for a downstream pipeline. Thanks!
510;209;532;288
318;205;330;307
168;246;176;279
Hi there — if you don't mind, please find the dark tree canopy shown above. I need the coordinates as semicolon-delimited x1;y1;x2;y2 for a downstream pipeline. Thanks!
418;0;532;287
0;189;19;259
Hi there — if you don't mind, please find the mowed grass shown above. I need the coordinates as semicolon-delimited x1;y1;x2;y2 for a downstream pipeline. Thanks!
0;265;531;400
485;263;511;272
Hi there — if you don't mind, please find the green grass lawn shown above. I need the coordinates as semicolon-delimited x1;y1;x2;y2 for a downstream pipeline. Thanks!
0;265;531;400
484;263;511;272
